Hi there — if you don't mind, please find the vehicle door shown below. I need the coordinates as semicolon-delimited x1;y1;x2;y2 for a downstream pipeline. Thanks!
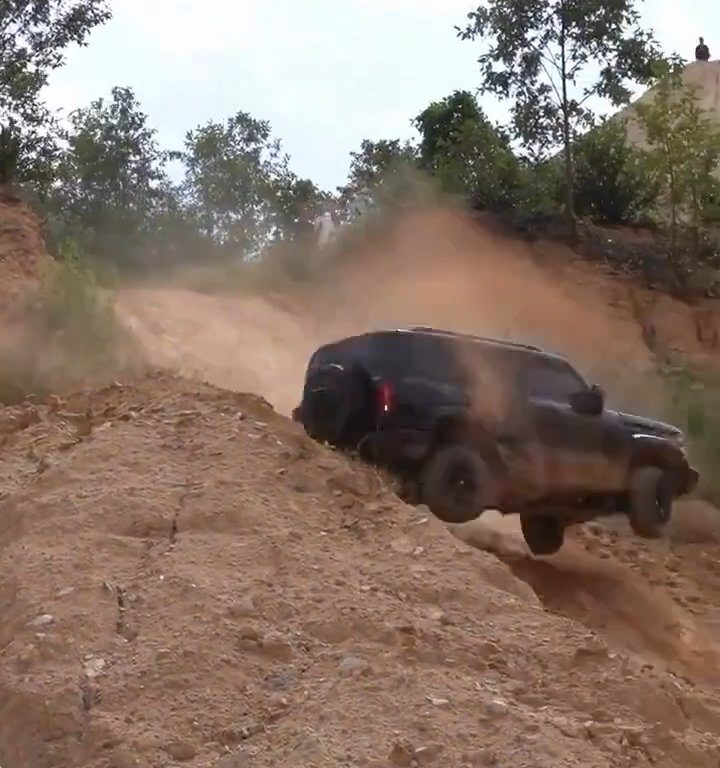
518;359;624;494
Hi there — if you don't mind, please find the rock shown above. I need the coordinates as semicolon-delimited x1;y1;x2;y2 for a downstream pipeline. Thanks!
413;743;444;764
108;747;139;768
338;655;369;677
213;752;250;768
57;587;75;597
390;536;415;556
485;699;509;718
227;595;256;618
388;742;414;766
237;625;261;643
83;657;106;679
166;740;197;761
29;614;54;629
260;632;294;661
426;695;450;707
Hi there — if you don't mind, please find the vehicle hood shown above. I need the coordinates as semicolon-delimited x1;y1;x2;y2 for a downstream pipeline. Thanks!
613;410;683;440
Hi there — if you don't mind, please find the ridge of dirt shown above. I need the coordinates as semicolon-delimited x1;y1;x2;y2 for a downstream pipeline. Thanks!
1;372;719;768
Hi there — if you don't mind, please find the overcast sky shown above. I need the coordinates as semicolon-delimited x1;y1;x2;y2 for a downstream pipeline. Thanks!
44;0;719;192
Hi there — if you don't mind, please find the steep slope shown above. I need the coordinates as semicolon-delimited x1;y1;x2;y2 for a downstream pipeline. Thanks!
0;373;719;768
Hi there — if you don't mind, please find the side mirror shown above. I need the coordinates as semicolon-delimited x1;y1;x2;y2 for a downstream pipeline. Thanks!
570;385;604;416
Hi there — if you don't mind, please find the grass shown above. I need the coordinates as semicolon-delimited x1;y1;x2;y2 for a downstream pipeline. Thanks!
658;360;720;503
0;241;145;405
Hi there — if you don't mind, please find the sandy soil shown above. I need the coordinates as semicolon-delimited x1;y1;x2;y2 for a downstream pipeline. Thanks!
2;203;720;767
1;374;719;768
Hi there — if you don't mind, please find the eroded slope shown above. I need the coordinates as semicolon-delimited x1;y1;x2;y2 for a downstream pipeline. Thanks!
0;373;719;768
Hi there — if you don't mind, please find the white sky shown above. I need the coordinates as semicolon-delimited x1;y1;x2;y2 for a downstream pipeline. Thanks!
44;0;719;192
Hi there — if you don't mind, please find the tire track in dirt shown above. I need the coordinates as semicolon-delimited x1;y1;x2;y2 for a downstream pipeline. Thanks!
452;512;720;686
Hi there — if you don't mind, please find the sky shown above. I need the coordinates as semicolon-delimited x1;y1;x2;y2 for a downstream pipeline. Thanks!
44;0;719;192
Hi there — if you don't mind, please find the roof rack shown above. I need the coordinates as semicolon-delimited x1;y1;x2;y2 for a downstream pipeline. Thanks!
399;325;542;352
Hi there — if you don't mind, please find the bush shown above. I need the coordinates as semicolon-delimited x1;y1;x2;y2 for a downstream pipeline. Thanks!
571;120;658;224
0;240;144;403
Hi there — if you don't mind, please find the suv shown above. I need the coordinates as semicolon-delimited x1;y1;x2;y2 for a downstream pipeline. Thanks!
292;327;699;555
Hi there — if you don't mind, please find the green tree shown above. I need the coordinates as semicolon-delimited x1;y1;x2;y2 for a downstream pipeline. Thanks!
51;86;168;266
459;0;660;236
0;1;111;186
337;138;419;215
572;118;657;223
271;173;329;243
179;111;290;255
635;67;720;271
413;90;522;211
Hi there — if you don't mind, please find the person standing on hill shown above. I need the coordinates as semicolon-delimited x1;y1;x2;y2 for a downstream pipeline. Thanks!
696;37;710;61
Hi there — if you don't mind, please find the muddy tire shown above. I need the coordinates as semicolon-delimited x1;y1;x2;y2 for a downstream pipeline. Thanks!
520;514;565;556
302;364;369;445
419;444;495;524
629;466;673;539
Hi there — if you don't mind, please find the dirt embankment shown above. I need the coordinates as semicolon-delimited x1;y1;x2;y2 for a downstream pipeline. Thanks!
1;374;719;768
1;202;720;766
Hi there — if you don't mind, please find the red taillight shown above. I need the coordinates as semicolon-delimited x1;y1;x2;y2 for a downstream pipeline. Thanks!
377;381;393;413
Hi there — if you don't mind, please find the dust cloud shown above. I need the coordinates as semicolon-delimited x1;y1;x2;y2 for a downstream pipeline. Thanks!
115;206;661;416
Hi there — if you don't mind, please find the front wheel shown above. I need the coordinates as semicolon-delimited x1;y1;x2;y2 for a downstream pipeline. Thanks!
628;466;673;539
419;444;496;524
520;513;565;556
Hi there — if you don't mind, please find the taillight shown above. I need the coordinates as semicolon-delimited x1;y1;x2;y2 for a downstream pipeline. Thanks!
377;381;393;413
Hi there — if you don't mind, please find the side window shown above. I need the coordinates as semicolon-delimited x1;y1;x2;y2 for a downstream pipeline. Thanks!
525;360;586;402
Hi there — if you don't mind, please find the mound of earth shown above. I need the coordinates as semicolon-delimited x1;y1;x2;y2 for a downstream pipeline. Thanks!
0;190;52;310
1;372;719;768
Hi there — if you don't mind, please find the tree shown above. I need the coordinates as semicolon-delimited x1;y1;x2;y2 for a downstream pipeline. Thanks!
459;0;660;236
571;118;657;223
635;67;720;272
271;173;329;243
51;86;168;265
413;90;522;211
0;1;111;185
179;111;290;256
337;138;419;216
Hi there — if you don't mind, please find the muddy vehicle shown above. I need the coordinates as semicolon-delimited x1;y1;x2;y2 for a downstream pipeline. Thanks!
292;327;699;555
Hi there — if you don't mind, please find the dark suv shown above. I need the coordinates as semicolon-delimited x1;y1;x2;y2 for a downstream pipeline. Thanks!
293;327;699;555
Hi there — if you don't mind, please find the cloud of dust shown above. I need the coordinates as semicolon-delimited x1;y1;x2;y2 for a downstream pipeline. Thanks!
302;206;659;408
118;203;675;421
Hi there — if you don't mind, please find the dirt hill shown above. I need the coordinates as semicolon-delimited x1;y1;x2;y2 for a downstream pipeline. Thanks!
1;373;719;768
2;202;720;767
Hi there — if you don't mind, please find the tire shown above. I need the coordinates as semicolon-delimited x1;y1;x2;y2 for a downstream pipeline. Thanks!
419;444;496;524
520;513;565;556
628;466;673;539
302;364;369;445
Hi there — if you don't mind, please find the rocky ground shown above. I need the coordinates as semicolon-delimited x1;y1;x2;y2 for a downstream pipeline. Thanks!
1;373;719;768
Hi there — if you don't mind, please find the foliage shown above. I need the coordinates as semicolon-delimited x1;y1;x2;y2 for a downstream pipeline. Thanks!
337;138;420;216
0;1;111;187
178;111;291;256
49;86;168;267
635;65;720;271
571;118;658;223
0;239;142;404
459;0;661;232
413;90;523;211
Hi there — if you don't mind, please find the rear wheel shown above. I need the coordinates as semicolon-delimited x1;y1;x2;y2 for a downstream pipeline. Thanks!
419;444;496;524
628;466;673;539
520;513;565;556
